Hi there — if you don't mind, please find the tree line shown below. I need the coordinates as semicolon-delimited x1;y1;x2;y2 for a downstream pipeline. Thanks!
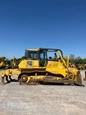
69;54;86;64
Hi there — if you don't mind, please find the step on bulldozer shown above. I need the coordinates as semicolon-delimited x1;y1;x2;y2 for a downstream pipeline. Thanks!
0;48;83;86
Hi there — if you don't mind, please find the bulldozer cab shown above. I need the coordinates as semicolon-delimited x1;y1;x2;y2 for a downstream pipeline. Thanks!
25;48;63;67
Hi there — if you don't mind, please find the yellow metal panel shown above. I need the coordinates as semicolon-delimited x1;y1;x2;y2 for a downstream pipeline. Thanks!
32;60;39;67
46;61;67;77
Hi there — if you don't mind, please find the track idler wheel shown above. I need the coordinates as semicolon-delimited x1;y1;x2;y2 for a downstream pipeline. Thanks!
19;74;28;85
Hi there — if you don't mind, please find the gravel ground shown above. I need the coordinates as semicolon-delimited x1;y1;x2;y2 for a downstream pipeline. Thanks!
0;70;86;115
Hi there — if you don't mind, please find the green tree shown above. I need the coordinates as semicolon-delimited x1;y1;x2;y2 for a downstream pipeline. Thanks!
69;54;75;63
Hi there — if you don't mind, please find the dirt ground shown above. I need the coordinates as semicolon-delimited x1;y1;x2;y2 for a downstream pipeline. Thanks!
0;70;86;115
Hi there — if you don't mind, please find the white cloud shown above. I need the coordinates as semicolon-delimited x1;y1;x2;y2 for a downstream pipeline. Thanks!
6;53;10;55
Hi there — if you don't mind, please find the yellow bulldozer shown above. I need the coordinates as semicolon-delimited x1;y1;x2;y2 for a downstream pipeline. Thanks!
69;63;76;68
8;56;18;69
0;48;83;86
76;64;85;70
0;56;18;69
0;57;6;69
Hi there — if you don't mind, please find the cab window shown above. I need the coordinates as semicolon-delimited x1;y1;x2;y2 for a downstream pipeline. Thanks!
29;52;38;59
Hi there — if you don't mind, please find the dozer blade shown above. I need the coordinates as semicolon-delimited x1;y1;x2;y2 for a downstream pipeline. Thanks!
75;71;84;86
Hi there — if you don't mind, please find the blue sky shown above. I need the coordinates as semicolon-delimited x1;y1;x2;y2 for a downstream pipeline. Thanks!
0;0;86;59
